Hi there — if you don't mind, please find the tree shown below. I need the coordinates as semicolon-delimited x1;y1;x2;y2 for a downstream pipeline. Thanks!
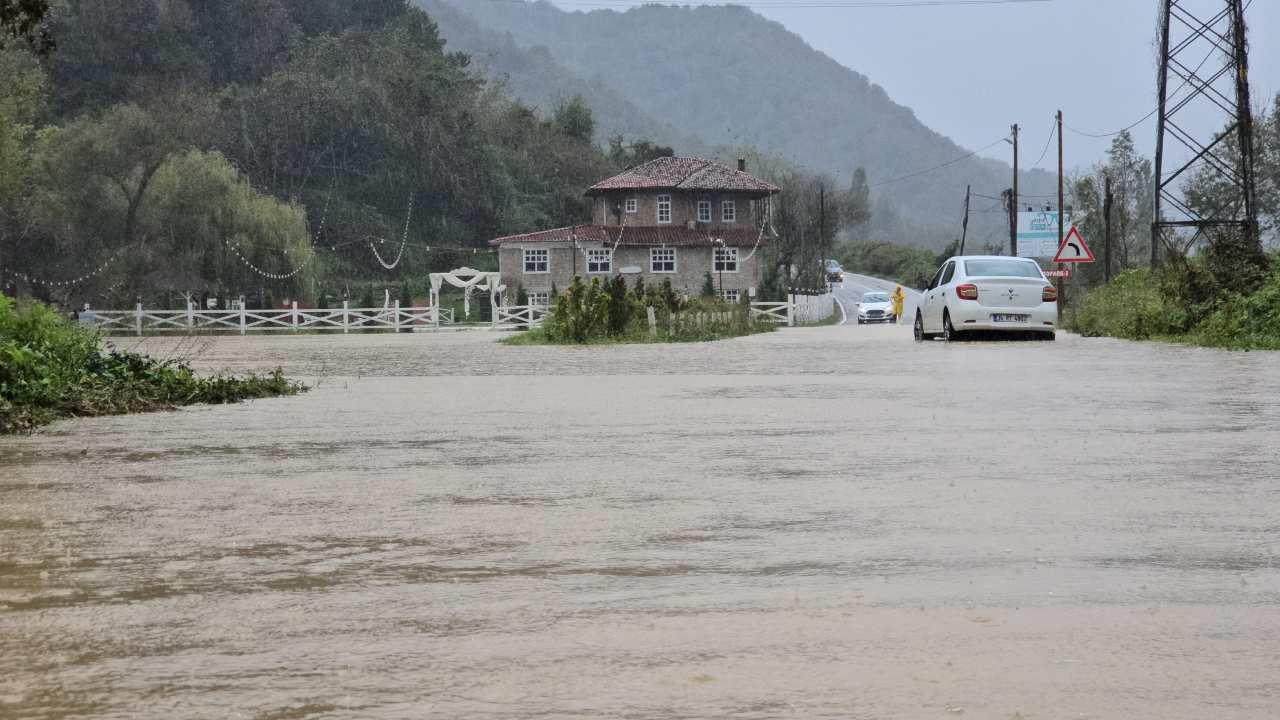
0;0;51;53
553;96;594;144
38;98;202;252
607;136;674;170
1103;130;1153;268
841;166;872;241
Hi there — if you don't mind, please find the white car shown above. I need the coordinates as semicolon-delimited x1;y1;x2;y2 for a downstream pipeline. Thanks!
856;291;894;324
914;256;1057;341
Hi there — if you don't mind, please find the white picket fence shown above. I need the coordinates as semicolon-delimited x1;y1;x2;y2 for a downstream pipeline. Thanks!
88;302;456;335
749;292;835;326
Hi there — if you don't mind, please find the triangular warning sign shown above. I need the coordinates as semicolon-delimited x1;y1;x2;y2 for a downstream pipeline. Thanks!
1053;225;1095;263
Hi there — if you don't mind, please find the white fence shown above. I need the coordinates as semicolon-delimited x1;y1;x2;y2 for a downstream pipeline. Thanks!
88;295;831;336
789;292;835;325
494;304;548;329
749;292;835;326
88;302;457;335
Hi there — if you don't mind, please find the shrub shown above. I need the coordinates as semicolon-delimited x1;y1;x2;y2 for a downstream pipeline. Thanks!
0;295;303;433
1186;257;1280;350
604;274;635;336
1071;269;1188;340
701;271;716;298
544;276;610;343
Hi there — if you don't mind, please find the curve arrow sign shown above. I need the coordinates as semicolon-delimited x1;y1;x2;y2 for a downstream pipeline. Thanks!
1053;225;1095;263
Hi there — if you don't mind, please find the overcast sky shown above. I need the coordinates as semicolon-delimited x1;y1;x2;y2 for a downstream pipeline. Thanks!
548;0;1279;173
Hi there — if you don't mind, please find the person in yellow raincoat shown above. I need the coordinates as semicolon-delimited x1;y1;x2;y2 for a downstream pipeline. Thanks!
890;285;905;324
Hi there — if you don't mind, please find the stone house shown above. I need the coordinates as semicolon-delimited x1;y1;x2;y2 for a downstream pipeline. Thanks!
491;156;779;305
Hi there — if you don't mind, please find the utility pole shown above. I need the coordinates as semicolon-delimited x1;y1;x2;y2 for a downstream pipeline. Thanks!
1056;109;1065;312
1103;173;1113;283
818;182;826;290
959;184;971;255
1011;123;1019;256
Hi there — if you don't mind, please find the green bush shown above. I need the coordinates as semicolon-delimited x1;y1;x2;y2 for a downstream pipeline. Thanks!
1186;258;1280;350
511;275;772;345
1072;253;1280;350
0;295;303;433
544;276;610;343
1071;269;1188;340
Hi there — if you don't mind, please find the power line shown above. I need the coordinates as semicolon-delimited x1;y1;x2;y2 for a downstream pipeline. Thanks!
532;0;1052;7
1063;10;1243;140
869;136;1009;189
1030;118;1056;167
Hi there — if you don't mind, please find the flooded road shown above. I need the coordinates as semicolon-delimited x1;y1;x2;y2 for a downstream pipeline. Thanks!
3;328;1279;719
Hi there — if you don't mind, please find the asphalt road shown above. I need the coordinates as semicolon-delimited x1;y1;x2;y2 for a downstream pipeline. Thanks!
832;273;922;326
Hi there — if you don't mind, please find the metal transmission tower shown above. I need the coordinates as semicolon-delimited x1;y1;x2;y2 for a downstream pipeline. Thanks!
1151;0;1258;264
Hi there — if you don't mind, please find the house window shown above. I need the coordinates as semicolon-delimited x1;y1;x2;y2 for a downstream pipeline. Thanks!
586;248;612;273
714;247;739;272
527;291;550;307
523;248;549;273
657;195;672;224
651;247;676;273
625;198;637;214
697;200;712;223
719;289;741;303
722;200;737;223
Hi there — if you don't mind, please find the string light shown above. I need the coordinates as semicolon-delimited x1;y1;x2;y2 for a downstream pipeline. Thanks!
225;237;318;280
368;195;414;270
5;251;120;289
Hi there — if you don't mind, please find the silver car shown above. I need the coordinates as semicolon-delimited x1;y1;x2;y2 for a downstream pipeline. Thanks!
856;291;895;324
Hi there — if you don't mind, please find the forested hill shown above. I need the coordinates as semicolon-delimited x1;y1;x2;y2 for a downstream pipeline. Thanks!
432;0;1056;248
417;0;696;150
0;0;661;308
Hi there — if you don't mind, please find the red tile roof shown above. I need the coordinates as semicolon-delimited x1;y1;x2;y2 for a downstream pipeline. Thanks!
490;225;769;248
586;156;779;195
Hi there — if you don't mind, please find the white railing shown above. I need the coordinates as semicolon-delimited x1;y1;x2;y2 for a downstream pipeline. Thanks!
749;302;790;325
88;302;455;335
494;304;548;329
748;293;835;327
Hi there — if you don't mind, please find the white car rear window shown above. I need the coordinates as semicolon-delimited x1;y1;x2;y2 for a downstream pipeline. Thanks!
964;259;1043;278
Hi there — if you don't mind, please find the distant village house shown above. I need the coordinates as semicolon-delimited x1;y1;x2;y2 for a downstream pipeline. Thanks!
491;156;779;305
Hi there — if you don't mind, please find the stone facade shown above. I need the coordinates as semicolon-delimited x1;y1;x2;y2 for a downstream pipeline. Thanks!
498;241;763;301
591;191;766;230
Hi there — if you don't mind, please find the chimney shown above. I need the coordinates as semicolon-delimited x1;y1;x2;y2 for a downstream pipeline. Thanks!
737;157;747;173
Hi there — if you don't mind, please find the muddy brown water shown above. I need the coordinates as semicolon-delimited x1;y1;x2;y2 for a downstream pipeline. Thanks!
2;327;1279;719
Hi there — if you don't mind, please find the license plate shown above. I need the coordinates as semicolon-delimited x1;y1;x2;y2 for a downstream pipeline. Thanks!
991;313;1029;323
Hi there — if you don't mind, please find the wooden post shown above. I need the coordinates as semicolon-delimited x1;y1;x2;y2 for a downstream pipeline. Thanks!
787;294;796;326
186;300;194;331
135;303;143;336
239;300;246;335
647;306;657;337
342;300;350;334
394;300;401;333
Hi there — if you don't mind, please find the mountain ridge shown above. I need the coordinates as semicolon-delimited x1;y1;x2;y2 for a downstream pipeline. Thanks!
428;0;1056;248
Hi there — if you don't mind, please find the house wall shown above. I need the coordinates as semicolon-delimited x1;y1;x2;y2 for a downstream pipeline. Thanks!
592;191;765;229
499;242;764;301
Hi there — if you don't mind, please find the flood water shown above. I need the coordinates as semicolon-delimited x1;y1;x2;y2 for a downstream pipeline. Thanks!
2;328;1279;719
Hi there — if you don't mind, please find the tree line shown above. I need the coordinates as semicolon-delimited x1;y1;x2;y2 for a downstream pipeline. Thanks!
0;0;673;310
